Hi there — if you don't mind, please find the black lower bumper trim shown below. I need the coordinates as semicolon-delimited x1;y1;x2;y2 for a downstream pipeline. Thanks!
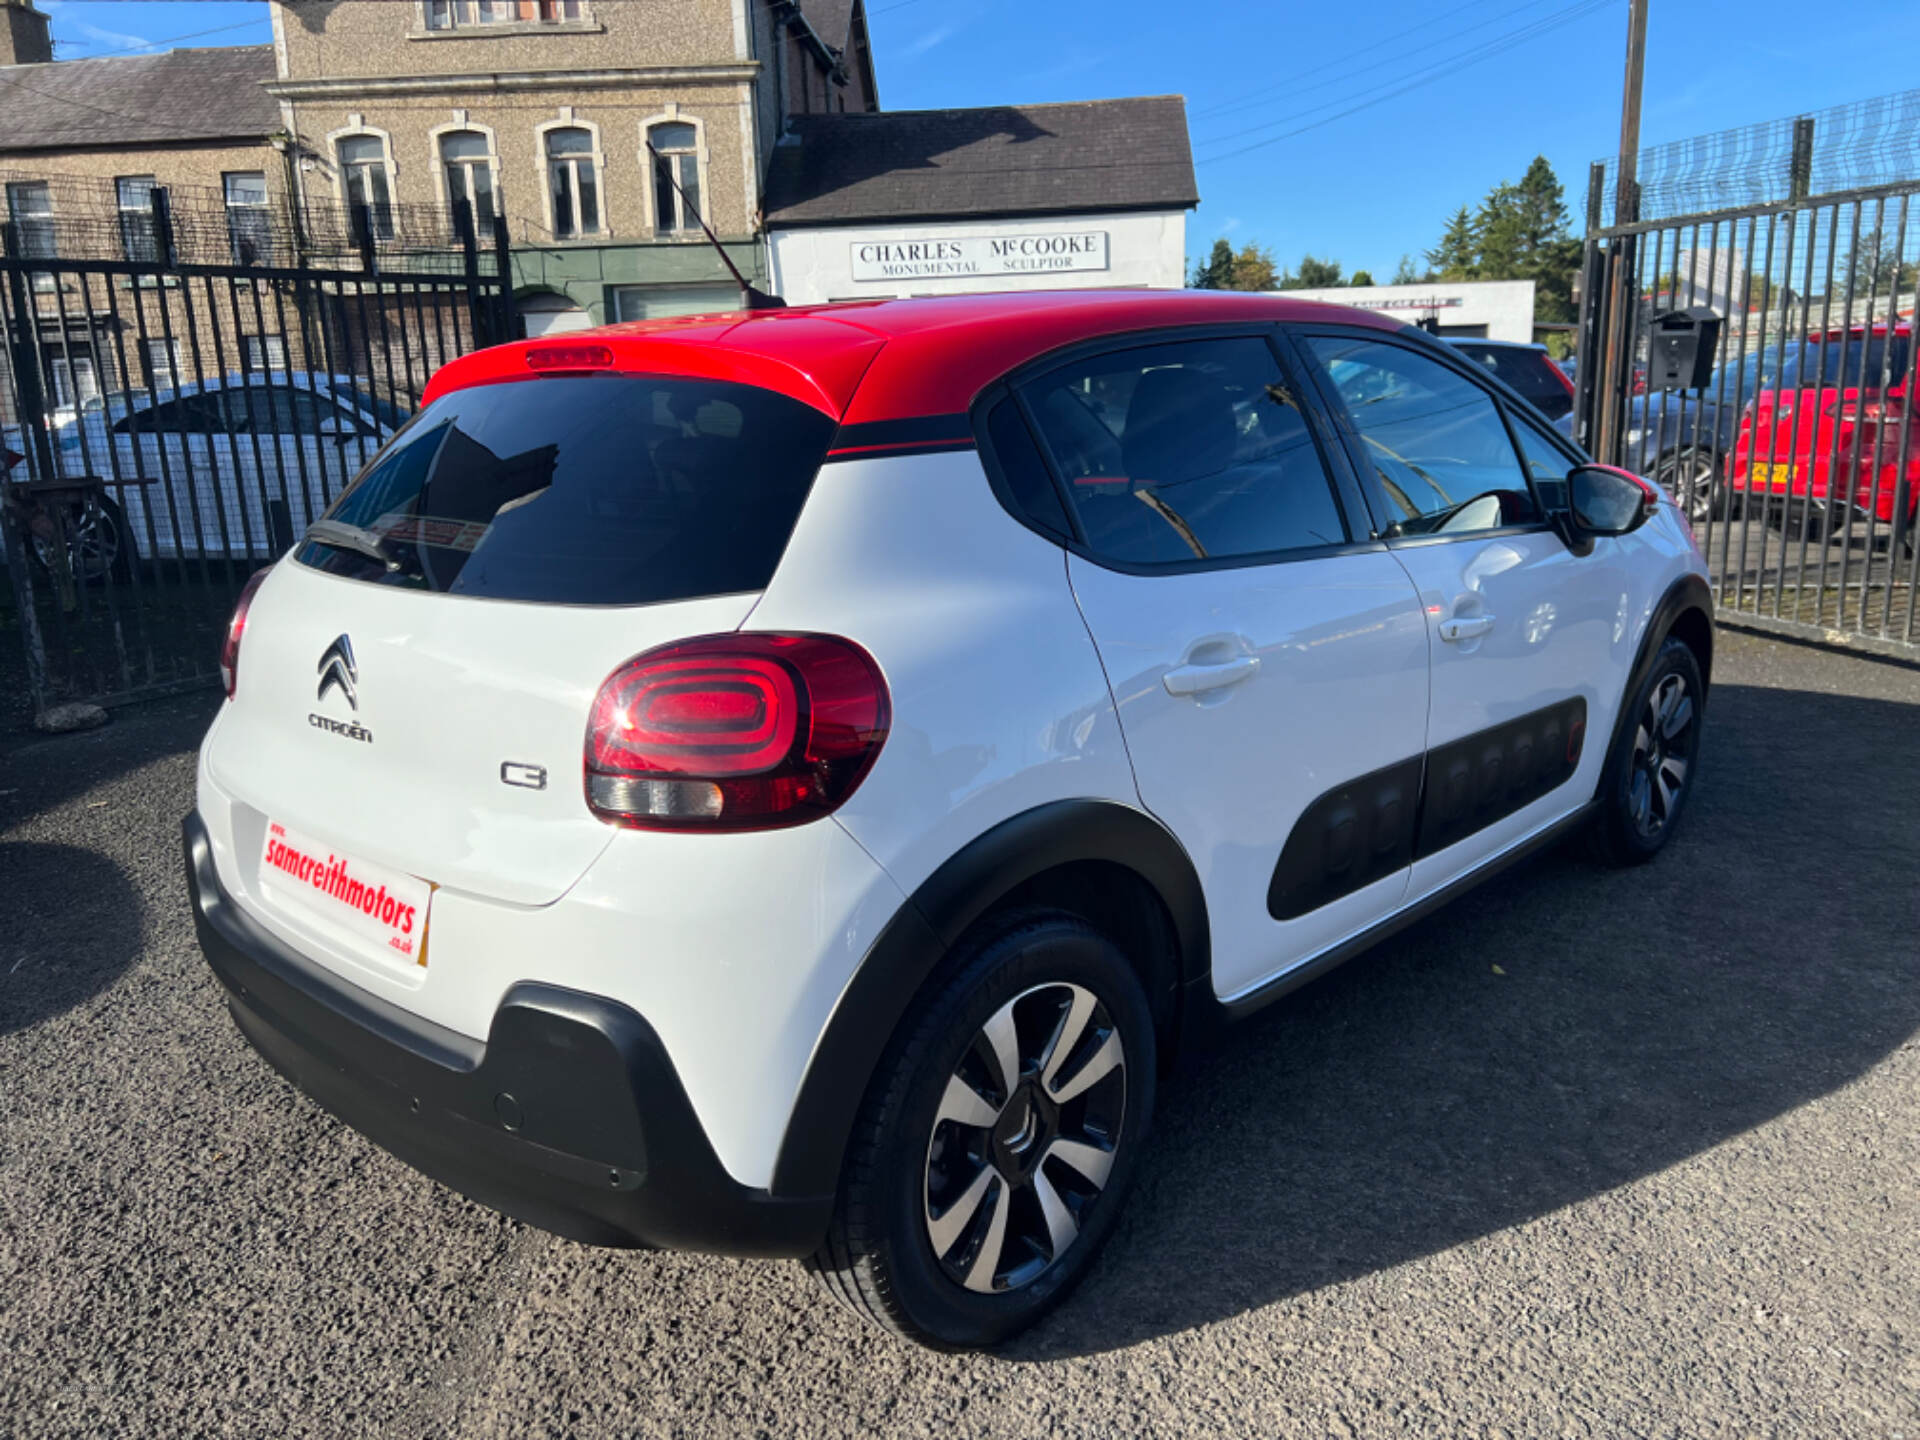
183;811;831;1257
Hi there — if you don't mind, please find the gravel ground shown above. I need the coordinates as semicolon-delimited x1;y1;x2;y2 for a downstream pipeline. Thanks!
1;628;1916;1439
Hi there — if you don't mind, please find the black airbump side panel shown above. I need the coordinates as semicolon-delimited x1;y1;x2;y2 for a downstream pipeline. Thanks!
1267;755;1423;920
1416;697;1587;857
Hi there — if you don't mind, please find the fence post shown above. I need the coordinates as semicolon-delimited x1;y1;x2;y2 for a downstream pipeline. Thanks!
1573;161;1610;453
491;212;516;344
1788;117;1816;204
350;202;377;276
0;224;53;720
453;199;484;345
148;186;176;267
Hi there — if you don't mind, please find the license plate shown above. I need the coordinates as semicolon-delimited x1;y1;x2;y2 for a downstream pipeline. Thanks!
1755;462;1794;490
259;820;432;967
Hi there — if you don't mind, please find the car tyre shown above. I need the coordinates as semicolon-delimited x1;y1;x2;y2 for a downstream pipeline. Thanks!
808;908;1156;1349
1654;446;1725;524
1589;636;1705;867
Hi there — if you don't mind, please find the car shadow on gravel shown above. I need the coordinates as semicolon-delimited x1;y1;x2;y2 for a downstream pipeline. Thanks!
1018;679;1920;1359
0;843;144;1038
0;689;216;830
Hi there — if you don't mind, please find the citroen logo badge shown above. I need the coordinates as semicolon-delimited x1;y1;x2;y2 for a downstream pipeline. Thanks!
317;634;358;710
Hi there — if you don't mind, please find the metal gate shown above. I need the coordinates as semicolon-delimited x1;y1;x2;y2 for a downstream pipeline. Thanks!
1576;92;1920;656
1;190;515;723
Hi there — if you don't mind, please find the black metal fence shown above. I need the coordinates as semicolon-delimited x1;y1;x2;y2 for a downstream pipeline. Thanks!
1578;106;1920;656
1;200;515;723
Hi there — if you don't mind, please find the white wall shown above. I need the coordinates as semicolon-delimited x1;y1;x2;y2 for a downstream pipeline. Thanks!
768;209;1188;305
1276;279;1537;343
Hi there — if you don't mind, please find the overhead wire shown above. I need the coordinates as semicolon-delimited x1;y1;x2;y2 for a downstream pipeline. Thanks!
1194;0;1613;164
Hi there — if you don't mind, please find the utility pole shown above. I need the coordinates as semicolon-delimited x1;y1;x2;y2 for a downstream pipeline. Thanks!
1597;0;1649;465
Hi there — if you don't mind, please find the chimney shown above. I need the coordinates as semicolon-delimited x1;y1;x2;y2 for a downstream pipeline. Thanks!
1;1;53;66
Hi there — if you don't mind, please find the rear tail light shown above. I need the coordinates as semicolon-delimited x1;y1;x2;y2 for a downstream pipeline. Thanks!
219;565;274;700
585;634;889;832
1;445;21;475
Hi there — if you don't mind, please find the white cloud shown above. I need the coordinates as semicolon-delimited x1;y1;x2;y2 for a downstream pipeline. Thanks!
901;23;958;59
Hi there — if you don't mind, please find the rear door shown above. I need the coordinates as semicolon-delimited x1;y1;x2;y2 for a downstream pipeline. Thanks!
1010;329;1431;1002
1296;327;1625;896
207;369;840;911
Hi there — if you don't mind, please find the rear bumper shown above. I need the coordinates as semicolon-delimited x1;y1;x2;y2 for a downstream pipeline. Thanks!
183;810;833;1257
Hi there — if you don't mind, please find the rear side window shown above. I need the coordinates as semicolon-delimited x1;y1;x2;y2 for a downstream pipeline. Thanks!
295;374;835;605
1018;336;1348;566
983;397;1070;539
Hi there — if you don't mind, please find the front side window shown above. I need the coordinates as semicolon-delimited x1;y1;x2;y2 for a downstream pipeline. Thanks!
336;137;394;241
1305;335;1539;538
647;121;701;234
46;347;99;410
117;175;159;263
1019;336;1349;566
426;0;583;28
242;334;289;373
545;126;601;239
1509;416;1574;513
144;338;182;390
439;129;497;232
224;171;272;265
6;181;55;260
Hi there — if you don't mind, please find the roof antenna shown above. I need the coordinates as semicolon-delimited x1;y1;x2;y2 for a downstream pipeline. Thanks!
646;138;787;311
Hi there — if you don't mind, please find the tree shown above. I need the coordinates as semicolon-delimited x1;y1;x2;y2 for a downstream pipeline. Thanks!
1842;227;1919;298
1424;157;1583;321
1426;206;1480;280
1390;253;1422;285
1189;236;1235;290
1279;253;1343;289
1227;242;1281;292
1349;269;1375;287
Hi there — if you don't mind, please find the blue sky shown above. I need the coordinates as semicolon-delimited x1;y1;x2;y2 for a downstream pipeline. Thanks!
42;0;1920;279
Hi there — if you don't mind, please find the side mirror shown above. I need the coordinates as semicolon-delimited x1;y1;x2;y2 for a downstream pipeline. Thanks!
1561;463;1657;547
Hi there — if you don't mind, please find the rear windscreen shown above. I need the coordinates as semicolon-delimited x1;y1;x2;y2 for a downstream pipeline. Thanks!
1455;344;1572;417
294;374;836;605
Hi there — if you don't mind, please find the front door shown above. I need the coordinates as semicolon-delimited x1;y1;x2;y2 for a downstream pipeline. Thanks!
1008;330;1431;1002
1296;329;1628;896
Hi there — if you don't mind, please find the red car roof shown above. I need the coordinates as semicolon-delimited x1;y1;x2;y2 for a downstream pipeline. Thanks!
423;290;1408;424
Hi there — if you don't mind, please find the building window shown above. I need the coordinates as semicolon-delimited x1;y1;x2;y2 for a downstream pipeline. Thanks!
144;338;182;390
243;334;289;373
116;176;160;263
544;126;601;239
646;121;702;235
223;171;272;265
440;129;497;233
6;181;55;260
47;346;100;412
336;136;394;240
426;0;583;29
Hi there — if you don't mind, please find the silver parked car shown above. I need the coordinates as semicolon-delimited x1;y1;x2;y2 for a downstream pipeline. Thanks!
44;373;403;565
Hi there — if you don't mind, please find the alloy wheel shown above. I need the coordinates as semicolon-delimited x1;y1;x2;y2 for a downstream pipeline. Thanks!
1657;450;1718;525
923;982;1126;1294
1628;672;1695;839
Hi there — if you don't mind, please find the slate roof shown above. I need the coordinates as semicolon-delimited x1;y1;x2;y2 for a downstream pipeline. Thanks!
763;97;1199;227
797;0;860;51
0;46;278;153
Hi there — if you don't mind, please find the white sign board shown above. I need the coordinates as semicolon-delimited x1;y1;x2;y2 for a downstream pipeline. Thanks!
849;231;1110;283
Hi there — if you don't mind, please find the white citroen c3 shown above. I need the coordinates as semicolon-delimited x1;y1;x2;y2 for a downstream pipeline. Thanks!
186;290;1712;1348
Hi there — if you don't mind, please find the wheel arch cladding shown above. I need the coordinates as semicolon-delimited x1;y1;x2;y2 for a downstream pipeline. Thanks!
769;800;1208;1198
1599;573;1713;800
